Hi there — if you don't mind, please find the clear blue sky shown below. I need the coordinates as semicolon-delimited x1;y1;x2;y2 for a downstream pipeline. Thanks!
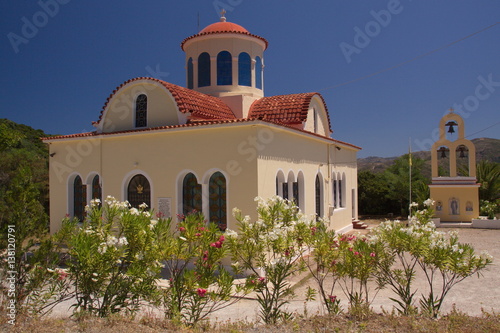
1;0;499;157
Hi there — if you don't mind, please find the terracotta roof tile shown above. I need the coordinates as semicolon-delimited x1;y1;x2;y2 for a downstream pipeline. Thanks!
248;93;332;131
93;77;235;126
181;21;268;50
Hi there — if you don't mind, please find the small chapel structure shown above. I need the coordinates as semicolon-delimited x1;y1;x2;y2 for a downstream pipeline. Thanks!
43;13;361;233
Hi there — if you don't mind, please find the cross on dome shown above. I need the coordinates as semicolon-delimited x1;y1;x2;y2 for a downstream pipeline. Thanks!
220;9;227;22
448;107;455;113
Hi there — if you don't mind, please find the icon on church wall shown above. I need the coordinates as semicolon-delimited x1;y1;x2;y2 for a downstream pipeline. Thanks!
436;201;443;212
466;201;473;212
449;197;459;215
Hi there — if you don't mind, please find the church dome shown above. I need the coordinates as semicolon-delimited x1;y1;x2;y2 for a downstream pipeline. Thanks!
181;16;268;51
199;21;249;34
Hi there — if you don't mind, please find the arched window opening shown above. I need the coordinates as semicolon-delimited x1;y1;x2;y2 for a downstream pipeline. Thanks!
341;173;347;208
135;94;147;128
332;175;337;208
183;173;202;215
217;51;232;86
92;175;102;202
238;52;251;86
127;174;151;208
456;145;469;176
198;52;211;87
187;57;194;89
292;182;299;207
338;179;343;208
209;172;227;231
315;174;322;218
255;56;262;89
73;176;86;221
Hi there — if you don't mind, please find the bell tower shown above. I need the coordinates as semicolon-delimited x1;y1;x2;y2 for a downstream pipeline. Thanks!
429;109;480;222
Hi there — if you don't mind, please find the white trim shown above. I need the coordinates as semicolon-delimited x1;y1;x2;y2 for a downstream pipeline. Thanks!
336;223;353;235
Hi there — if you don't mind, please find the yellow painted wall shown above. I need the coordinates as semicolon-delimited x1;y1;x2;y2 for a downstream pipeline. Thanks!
430;185;480;222
100;81;185;133
48;124;259;232
47;122;359;233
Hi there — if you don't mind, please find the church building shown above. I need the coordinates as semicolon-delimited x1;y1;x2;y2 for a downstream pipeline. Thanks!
43;13;361;233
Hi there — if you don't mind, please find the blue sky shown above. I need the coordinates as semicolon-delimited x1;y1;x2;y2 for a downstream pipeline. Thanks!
1;0;499;157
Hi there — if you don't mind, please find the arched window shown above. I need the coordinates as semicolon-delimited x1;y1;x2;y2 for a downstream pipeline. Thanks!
73;176;86;221
135;94;147;128
187;57;194;89
92;175;102;202
276;170;285;197
198;52;211;87
209;172;227;231
255;56;262;89
315;174;322;218
183;173;202;215
217;51;232;86
238;52;251;87
340;173;346;208
127;174;150;208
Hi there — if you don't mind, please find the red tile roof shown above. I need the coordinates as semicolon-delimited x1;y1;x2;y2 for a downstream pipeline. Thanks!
249;93;332;131
181;21;268;51
93;77;235;126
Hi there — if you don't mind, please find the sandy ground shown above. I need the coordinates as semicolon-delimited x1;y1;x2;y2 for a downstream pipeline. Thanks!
48;226;500;323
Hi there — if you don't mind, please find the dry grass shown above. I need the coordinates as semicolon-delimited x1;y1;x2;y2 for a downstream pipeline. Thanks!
2;308;500;333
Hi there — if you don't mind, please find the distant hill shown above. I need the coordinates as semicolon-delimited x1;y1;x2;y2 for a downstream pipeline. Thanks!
358;138;500;173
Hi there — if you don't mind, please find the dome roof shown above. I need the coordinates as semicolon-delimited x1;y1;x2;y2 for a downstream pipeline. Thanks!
199;21;249;34
181;18;268;50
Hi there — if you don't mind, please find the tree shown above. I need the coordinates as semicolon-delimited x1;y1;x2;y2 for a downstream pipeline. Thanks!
476;160;499;202
384;155;428;216
357;170;391;215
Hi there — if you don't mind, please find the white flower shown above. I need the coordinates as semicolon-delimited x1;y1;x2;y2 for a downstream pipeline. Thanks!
117;237;128;246
410;202;419;208
98;243;107;254
225;229;238;238
92;272;98;277
424;199;435;207
232;207;241;217
129;207;140;215
179;236;187;241
90;198;101;207
139;202;148;209
142;211;151;217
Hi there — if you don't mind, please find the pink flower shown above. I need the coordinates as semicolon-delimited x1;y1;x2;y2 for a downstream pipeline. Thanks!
210;241;222;248
354;251;360;256
348;247;353;252
219;235;225;243
258;277;266;283
329;295;337;303
197;288;207;297
370;252;376;257
179;227;186;232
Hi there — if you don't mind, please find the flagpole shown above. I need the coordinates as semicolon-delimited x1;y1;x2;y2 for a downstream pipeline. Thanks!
409;137;412;217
